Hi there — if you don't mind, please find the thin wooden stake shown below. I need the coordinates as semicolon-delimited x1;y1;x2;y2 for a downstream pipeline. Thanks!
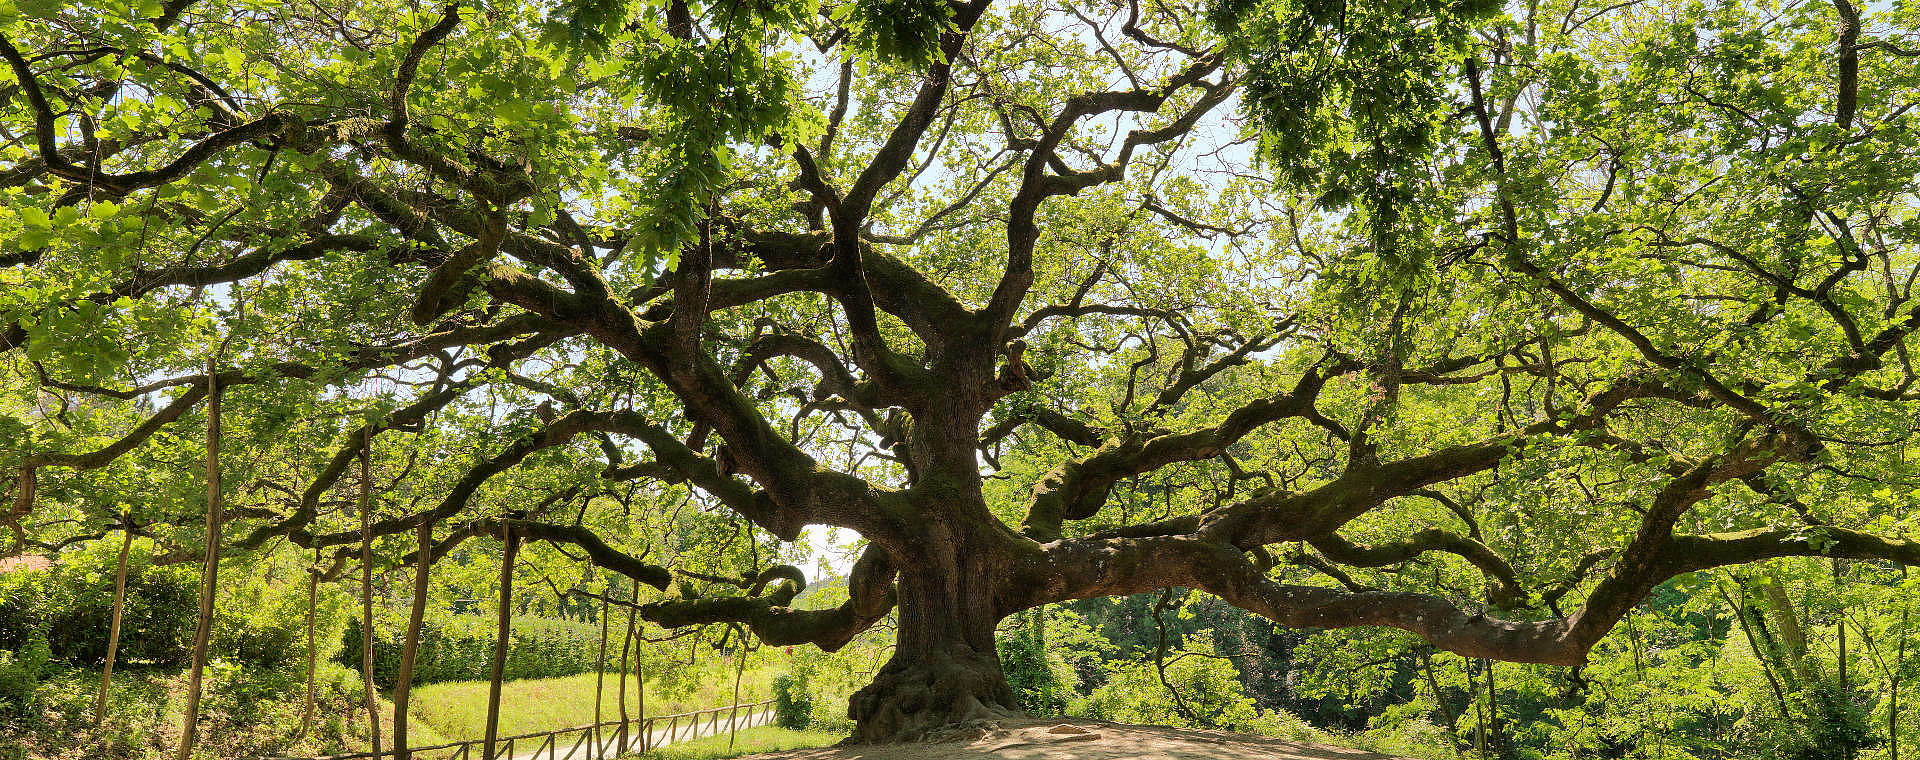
594;574;608;756
616;579;635;754
1895;567;1910;760
91;520;133;727
359;430;383;757
728;639;745;750
645;583;652;752
293;544;318;744
394;518;433;760
176;359;223;760
482;525;518;760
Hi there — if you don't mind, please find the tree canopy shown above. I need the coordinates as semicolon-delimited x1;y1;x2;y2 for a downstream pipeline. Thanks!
4;0;1920;743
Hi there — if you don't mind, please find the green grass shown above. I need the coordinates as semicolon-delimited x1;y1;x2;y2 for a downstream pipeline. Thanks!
634;726;844;760
407;663;777;742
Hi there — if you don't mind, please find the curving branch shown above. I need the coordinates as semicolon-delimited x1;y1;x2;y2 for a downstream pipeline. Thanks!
643;545;897;651
1021;358;1344;539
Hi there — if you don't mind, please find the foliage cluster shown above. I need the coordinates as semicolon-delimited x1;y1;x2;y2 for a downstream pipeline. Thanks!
338;613;603;688
0;660;397;760
771;672;814;730
0;543;195;667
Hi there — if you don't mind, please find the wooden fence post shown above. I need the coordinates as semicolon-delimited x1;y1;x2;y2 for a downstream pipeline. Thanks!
645;583;652;752
294;545;319;743
175;359;223;760
481;524;518;760
358;429;383;757
91;520;133;727
393;518;433;760
594;573;607;758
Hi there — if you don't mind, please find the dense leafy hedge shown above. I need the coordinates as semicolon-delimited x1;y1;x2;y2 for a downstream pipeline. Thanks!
0;548;197;668
339;614;602;687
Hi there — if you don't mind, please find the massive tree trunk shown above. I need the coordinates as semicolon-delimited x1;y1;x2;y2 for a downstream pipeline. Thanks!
848;528;1019;743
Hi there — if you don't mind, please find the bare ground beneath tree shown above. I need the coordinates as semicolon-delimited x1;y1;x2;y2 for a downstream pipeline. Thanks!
751;719;1410;760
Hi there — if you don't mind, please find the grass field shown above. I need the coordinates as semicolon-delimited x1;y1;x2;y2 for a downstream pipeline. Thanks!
635;726;845;760
407;663;778;742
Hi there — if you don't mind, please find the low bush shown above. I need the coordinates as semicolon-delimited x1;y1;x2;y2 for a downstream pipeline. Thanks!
997;625;1070;716
0;635;51;714
0;541;309;672
211;577;312;671
771;673;813;729
0;544;196;668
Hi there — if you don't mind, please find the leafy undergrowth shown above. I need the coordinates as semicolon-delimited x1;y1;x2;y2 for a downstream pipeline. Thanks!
406;662;777;742
633;726;845;760
0;662;423;760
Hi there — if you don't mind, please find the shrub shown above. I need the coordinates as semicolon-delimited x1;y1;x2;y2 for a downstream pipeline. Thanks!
772;673;814;729
1745;679;1878;760
212;580;312;671
997;625;1069;716
0;545;196;668
0;634;51;714
1084;647;1260;731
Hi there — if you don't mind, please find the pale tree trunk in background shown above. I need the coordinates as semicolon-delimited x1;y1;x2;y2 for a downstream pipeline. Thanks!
176;359;222;760
392;520;433;760
482;526;518;760
358;434;383;757
1762;567;1816;684
1896;567;1911;760
91;522;133;727
1723;577;1791;712
1417;649;1467;758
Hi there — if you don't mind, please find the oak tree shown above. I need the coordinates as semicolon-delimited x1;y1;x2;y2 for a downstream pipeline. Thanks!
4;0;1920;743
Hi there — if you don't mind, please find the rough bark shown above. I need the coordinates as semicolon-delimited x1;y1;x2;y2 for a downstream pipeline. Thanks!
847;535;1019;742
12;1;1920;749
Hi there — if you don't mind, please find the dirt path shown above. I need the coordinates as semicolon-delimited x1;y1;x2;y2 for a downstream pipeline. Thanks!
504;707;775;760
747;719;1411;760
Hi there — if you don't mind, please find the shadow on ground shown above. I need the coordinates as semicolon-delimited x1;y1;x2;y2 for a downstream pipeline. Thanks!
761;719;1405;760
